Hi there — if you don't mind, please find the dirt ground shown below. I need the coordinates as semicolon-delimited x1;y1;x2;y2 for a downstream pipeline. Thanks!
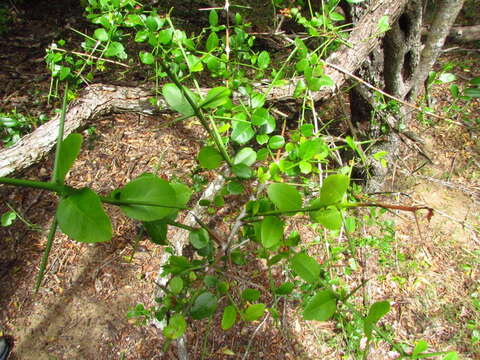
1;1;480;359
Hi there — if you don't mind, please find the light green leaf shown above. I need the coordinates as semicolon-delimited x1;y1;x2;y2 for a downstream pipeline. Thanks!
268;135;285;149
221;305;237;330
189;228;210;249
209;9;218;27
241;288;261;302
412;340;428;357
290;253;321;283
319;174;349;205
243;303;266;321
309;205;342;230
1;211;16;227
231;120;254;145
198;146;223;169
162;83;196;117
257;51;270;69
206;32;219;52
168;276;184;294
234;147;256;166
378;15;390;33
260;216;283;248
364;300;391;338
57;188;112;243
93;28;109;42
139;51;155;65
232;163;252;179
163;314;186;339
303;290;337;321
201;86;231;109
267;183;302;212
56;133;82;183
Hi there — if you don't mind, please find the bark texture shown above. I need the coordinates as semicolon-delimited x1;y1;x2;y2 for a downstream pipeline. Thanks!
448;24;480;42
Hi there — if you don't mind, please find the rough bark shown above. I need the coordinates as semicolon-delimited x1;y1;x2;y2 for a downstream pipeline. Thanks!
407;0;465;100
0;0;408;178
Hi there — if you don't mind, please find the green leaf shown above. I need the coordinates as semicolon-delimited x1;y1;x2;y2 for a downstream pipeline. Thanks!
256;134;269;145
412;340;428;357
162;83;197;117
206;32;219;52
442;353;458;360
275;282;295;295
139;51;155;65
168;276;184;294
267;183;302;212
260;216;283;248
105;41;126;59
198;146;223;169
189;228;209;249
232;163;252;179
438;72;456;83
298;138;328;160
330;12;345;21
364;300;391;338
209;9;218;26
268;135;285;149
377;15;390;33
234;147;256;166
201;86;231;109
170;182;192;208
309;205;342;230
135;30;149;42
113;174;177;221
257;51;270;69
243;303;266;321
307;75;334;91
56;133;82;184
464;87;480;98
145;15;163;31
231;120;254;144
319;174;349;205
221;305;237;330
303;290;337;321
187;54;204;72
227;181;244;195
163;314;186;339
57;188;112;243
290;253;321;283
299;161;312;174
191;292;218;319
93;28;109;42
241;289;260;302
158;29;173;44
1;211;16;226
143;220;168;245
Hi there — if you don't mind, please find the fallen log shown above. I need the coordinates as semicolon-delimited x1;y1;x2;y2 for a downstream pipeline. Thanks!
448;24;480;42
0;0;406;177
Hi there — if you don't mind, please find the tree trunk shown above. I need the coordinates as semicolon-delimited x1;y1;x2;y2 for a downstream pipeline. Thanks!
448;25;480;42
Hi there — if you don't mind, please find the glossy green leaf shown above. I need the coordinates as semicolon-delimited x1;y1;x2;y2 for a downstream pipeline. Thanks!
139;51;154;64
143;219;168;245
234;147;256;166
56;133;82;183
113;174;177;221
163;314;186;339
198;146;223;169
93;28;109;42
241;288;260;302
303;290;337;321
209;9;218;26
364;300;390;338
267;183;302;212
201;86;231;109
231;120;254;144
290;253;321;283
310;204;342;230
243;303;266;321
191;292;218;319
319;174;349;205
232;163;252;178
257;51;270;69
1;211;16;226
189;228;209;249
221;305;237;330
268;135;285;149
162;83;197;117
260;216;283;248
57;188;112;243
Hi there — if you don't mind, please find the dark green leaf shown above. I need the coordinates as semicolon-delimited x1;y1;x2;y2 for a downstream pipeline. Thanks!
113;174;178;221
232;163;252;178
267;183;302;212
464;87;480;98
243;303;266;321
162;83;197;117
221;305;237;330
143;220;168;245
56;133;83;183
241;288;260;302
290;253;321;283
191;292;218;319
189;228;210;249
260;216;283;248
201;86;231;109
105;41;126;59
198;146;223;169
231;120;254;145
168;276;184;294
145;15;163;31
204;275;218;288
227;181;244;195
303;290;337;321
163;314;186;339
275;282;294;295
57;188;112;243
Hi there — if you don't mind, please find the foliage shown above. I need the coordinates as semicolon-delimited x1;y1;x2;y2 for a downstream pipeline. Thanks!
0;0;464;358
0;110;48;147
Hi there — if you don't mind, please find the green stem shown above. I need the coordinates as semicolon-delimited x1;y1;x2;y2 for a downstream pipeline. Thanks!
157;59;233;167
0;177;65;193
35;216;58;292
164;219;197;232
52;82;69;184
